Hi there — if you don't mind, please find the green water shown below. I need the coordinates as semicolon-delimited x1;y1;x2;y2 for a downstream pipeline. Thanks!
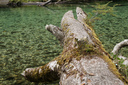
0;4;91;85
0;3;128;85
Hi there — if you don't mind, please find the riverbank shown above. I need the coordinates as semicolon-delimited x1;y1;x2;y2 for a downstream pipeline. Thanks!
1;0;128;8
0;0;52;7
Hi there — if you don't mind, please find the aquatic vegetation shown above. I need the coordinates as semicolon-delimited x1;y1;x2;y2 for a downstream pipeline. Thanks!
0;6;63;85
0;3;128;85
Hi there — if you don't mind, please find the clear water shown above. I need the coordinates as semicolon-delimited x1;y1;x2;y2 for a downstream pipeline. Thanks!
0;4;93;85
0;3;128;85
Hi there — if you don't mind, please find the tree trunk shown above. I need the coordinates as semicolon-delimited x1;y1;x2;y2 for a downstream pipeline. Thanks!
21;7;128;85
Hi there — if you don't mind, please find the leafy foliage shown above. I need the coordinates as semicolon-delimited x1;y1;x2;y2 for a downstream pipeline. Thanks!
112;54;128;80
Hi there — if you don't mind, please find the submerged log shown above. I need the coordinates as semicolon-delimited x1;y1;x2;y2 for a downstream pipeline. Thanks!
21;7;128;85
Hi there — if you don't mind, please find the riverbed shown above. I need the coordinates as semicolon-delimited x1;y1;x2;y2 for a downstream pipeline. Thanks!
0;3;128;85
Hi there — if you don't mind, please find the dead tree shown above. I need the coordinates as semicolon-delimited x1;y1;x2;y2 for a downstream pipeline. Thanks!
21;7;128;85
112;39;128;66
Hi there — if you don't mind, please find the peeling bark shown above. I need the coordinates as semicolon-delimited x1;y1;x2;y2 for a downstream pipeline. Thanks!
22;7;128;85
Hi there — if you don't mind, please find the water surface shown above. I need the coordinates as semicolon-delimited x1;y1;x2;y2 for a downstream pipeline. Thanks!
0;4;128;85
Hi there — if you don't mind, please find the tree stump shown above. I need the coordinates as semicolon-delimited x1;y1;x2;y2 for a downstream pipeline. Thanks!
21;7;128;85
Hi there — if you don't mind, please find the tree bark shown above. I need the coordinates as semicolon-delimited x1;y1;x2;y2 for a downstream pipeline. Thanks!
21;7;128;85
112;39;128;66
112;39;128;55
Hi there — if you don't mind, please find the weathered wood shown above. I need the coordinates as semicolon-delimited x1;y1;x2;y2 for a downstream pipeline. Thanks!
112;39;128;66
42;0;51;6
112;39;128;55
22;0;51;6
0;0;9;7
21;7;128;85
0;0;9;5
45;24;64;44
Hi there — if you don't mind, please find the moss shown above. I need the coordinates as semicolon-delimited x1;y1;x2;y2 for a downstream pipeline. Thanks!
57;17;128;84
24;64;59;82
99;54;128;84
54;36;98;68
66;70;78;78
83;21;128;84
85;21;128;84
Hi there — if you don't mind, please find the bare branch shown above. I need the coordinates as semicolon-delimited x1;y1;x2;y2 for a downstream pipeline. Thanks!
112;39;128;55
112;39;128;66
45;24;64;44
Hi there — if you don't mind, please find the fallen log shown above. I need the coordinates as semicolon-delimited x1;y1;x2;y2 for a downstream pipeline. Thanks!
22;0;51;6
0;0;9;6
21;7;128;85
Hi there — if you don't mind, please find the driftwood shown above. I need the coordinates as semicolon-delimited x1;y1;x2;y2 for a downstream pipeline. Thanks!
21;7;128;85
0;0;9;5
112;39;128;66
22;0;51;6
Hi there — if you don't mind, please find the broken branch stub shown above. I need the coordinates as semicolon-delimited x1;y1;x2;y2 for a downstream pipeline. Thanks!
22;7;128;85
45;24;64;44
